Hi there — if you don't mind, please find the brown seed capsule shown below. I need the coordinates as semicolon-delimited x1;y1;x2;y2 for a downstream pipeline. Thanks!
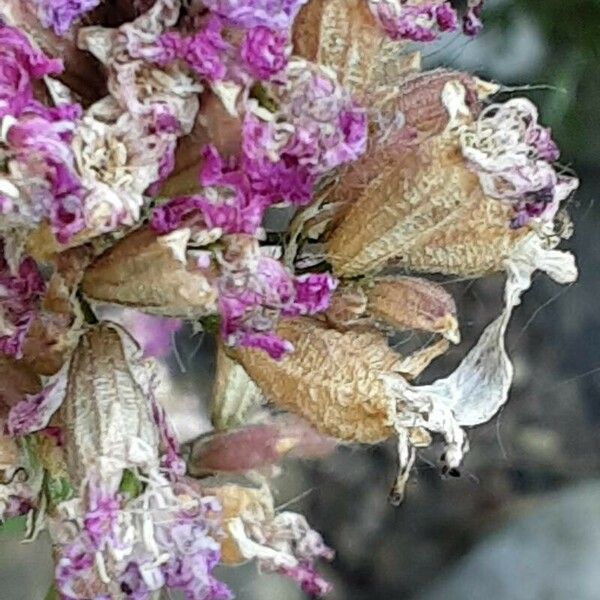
60;323;159;488
375;69;497;139
293;0;420;102
234;317;401;443
366;276;460;343
81;227;218;318
326;130;527;278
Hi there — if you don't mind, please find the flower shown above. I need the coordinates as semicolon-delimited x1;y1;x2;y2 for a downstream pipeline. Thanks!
460;97;578;227
0;24;62;118
367;0;458;42
0;247;45;359
463;0;484;36
216;235;337;358
258;58;368;174
202;0;309;29
31;0;101;36
240;26;290;80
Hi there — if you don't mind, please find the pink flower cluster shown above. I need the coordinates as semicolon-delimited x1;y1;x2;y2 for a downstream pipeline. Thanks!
31;0;101;36
368;0;458;42
0;24;85;242
151;5;296;84
217;246;337;358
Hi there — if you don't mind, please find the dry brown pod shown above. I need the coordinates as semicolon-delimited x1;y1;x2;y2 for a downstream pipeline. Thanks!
326;128;527;278
293;0;420;102
366;276;460;343
81;227;218;318
233;317;401;443
60;323;159;488
189;415;336;475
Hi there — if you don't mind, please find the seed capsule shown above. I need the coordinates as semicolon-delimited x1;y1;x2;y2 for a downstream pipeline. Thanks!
293;0;420;101
59;323;159;489
326;128;527;278
81;227;217;318
234;317;400;443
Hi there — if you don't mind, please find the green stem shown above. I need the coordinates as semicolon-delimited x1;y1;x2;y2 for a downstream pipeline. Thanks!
44;583;59;600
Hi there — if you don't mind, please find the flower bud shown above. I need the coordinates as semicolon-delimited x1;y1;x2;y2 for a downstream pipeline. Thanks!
189;415;336;475
366;276;460;343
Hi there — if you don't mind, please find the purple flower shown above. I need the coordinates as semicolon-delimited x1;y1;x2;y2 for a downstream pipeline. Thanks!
240;26;290;80
368;1;459;42
202;0;309;29
55;538;97;600
0;248;45;359
182;18;229;82
83;483;120;550
217;239;336;358
280;562;332;598
526;124;560;163
0;24;63;118
151;197;205;234
463;1;484;37
5;376;67;436
3;114;86;243
32;0;102;36
259;60;368;176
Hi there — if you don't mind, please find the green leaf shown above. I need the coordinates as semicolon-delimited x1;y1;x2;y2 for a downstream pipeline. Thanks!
44;474;74;509
119;469;144;501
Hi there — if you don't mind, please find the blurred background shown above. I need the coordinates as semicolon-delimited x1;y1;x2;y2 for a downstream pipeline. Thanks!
2;0;600;598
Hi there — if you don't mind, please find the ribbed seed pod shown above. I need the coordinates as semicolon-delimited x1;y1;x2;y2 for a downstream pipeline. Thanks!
373;70;497;139
60;323;159;489
293;0;420;102
366;276;460;343
212;343;265;430
326;130;527;277
82;227;217;318
234;318;401;443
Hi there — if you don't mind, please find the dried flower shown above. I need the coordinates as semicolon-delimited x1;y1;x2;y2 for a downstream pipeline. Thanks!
0;0;582;596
